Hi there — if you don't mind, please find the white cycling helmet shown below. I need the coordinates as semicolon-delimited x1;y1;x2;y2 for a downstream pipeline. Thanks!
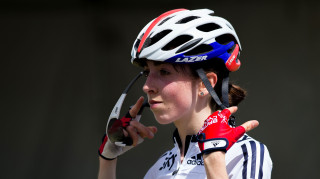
131;8;241;72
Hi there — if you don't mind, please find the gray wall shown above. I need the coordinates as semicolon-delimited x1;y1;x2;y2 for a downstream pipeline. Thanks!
1;0;319;178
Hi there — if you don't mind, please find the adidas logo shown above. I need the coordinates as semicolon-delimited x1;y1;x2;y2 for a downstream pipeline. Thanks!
187;153;204;166
211;141;220;147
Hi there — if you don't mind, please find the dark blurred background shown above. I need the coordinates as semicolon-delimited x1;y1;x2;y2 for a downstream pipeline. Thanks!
1;0;319;178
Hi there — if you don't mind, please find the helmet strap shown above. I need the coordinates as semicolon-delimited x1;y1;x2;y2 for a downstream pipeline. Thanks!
221;72;230;108
196;68;229;110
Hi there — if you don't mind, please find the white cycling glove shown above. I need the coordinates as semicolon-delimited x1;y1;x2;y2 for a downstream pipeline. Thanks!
98;112;143;160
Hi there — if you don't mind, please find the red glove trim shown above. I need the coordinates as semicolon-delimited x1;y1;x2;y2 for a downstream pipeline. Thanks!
98;134;116;160
197;109;245;154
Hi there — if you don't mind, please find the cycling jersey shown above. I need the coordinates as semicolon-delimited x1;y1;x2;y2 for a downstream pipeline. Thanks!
144;129;272;179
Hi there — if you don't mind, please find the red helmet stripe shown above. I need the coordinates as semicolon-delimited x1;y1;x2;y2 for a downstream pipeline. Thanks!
137;8;187;53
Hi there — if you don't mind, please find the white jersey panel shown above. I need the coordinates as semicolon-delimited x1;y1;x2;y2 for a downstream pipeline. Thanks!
226;135;273;179
144;132;272;179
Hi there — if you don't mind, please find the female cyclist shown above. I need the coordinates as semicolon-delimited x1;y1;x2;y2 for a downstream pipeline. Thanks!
98;8;272;179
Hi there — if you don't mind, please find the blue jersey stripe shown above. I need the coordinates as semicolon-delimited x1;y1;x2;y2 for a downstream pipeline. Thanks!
250;141;257;178
258;143;265;179
241;144;248;179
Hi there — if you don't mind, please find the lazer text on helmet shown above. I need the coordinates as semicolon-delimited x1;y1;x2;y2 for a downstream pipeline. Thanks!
175;56;208;63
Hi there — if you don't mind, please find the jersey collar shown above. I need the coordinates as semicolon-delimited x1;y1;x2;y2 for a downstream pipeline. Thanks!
172;128;198;156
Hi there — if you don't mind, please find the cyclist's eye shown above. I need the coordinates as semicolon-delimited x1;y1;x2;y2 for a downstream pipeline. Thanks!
160;69;170;76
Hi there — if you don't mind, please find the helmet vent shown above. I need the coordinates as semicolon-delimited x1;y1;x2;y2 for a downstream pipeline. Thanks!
134;39;141;50
145;30;172;47
176;16;200;24
196;23;221;32
158;16;175;26
134;33;144;50
176;38;202;53
216;34;237;45
184;44;213;56
162;35;193;51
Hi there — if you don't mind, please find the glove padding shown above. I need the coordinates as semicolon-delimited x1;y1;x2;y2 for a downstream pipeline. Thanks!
197;109;245;155
107;111;139;146
98;134;143;160
98;113;143;160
